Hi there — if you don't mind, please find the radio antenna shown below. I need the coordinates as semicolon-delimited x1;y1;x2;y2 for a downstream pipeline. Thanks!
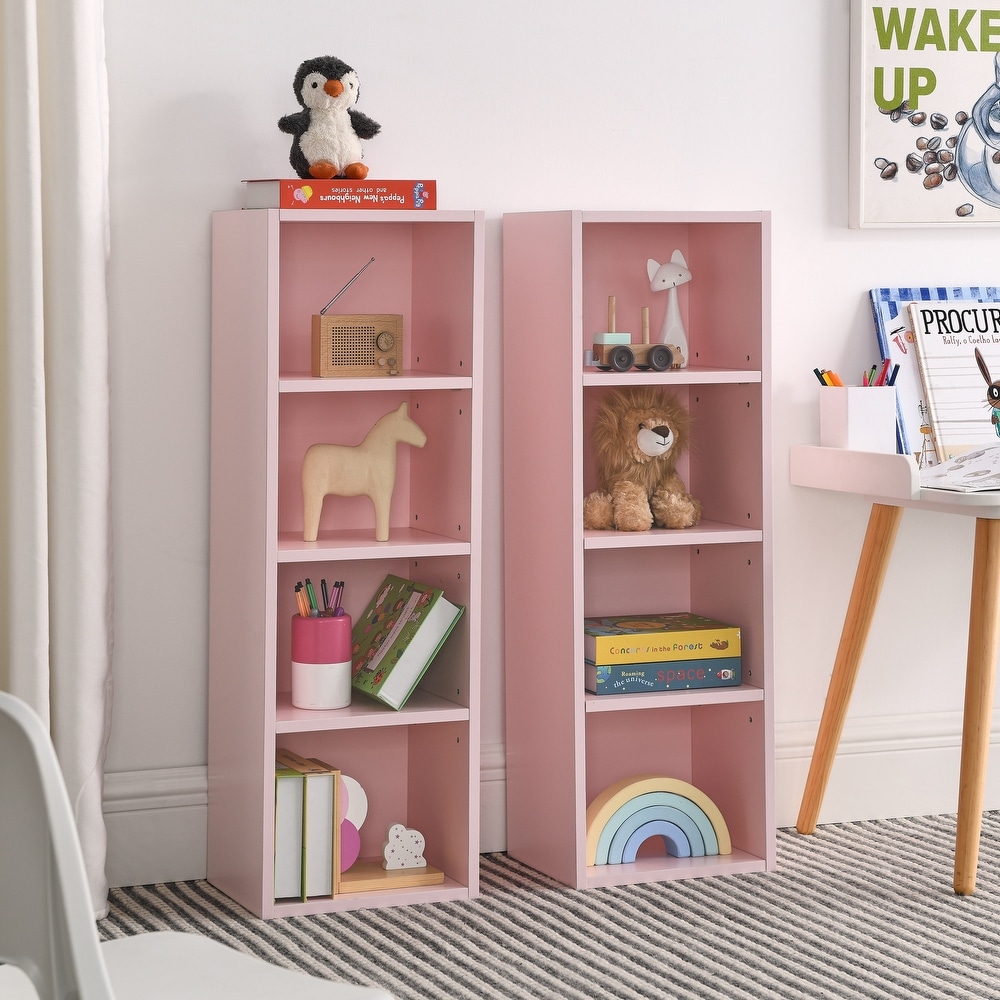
319;256;376;315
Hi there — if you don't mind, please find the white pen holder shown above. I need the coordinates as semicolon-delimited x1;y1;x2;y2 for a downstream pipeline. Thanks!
819;386;897;453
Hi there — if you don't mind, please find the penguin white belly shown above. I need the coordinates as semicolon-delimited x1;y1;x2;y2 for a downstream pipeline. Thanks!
300;109;363;171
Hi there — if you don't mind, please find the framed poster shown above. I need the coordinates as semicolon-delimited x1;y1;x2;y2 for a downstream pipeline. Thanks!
851;2;1000;226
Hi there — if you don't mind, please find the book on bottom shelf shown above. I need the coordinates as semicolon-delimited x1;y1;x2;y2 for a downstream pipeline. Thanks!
243;178;436;210
583;613;741;666
273;762;305;900
908;300;1000;462
586;657;742;695
352;574;465;710
868;287;1000;464
274;749;341;901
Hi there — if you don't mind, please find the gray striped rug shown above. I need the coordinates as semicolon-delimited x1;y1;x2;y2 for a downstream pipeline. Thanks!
99;813;1000;999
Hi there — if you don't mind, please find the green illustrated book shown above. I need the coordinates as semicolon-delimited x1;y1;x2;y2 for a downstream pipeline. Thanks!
351;574;465;710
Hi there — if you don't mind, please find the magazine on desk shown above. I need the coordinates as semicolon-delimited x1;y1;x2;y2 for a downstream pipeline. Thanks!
921;445;1000;492
908;301;1000;462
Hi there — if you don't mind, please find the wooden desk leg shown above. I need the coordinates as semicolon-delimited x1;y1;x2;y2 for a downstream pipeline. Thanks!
954;516;1000;895
796;502;903;835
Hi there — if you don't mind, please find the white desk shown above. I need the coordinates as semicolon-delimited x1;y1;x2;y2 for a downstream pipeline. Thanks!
790;445;1000;894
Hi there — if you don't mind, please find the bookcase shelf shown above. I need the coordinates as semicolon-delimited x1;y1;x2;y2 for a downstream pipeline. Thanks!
584;684;765;713
502;210;776;890
275;689;470;732
208;207;484;917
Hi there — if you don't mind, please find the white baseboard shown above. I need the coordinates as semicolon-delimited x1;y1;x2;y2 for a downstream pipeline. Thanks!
103;716;1000;887
774;709;1000;827
103;766;208;887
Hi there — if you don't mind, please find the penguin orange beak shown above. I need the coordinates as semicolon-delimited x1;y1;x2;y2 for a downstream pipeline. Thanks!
324;79;344;98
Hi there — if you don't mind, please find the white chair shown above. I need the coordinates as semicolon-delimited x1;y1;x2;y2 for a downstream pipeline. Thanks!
0;690;395;1000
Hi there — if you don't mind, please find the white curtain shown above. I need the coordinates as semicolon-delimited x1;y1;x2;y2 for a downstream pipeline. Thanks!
0;0;114;917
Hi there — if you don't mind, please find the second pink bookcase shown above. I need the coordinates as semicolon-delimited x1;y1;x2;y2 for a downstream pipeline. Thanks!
502;210;776;889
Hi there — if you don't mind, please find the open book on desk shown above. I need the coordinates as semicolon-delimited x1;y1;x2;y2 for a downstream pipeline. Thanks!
920;445;1000;493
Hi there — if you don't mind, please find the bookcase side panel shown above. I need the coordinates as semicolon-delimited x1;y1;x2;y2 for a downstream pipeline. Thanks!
687;219;765;370
208;210;278;913
410;219;480;375
691;701;773;865
402;554;474;709
688;384;764;529
503;213;585;884
407;721;477;893
690;543;767;690
408;390;473;541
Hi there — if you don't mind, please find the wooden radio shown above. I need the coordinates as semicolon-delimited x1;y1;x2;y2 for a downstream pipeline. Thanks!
311;313;404;377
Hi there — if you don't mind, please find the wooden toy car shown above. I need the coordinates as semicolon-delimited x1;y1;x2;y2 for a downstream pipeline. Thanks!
592;340;683;372
592;298;685;372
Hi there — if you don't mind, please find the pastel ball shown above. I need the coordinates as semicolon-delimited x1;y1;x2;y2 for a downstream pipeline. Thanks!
340;819;361;872
342;775;368;829
338;776;349;821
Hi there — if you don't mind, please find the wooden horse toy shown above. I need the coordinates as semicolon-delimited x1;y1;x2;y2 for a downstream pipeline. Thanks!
301;402;427;542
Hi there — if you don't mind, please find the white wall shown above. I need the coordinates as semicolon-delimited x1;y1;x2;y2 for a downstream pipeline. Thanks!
101;0;1000;886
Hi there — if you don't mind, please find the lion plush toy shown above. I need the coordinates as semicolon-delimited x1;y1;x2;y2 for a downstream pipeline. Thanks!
583;385;702;531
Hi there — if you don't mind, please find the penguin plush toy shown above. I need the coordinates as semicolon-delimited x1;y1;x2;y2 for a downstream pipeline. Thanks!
278;55;381;180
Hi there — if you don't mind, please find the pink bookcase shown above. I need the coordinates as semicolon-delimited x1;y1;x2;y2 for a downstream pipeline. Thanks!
502;211;776;889
208;208;484;917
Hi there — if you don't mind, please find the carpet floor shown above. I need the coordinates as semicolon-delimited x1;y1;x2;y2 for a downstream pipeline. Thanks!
99;813;1000;999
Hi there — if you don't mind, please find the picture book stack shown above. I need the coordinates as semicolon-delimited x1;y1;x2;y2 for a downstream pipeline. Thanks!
351;574;464;710
584;612;742;696
273;749;341;901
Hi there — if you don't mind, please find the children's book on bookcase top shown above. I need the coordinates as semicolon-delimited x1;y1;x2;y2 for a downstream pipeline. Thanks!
243;178;436;210
868;287;1000;461
908;299;1000;462
351;574;464;711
